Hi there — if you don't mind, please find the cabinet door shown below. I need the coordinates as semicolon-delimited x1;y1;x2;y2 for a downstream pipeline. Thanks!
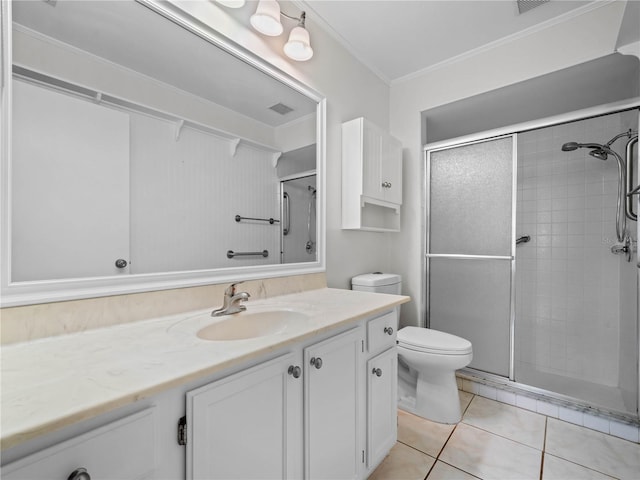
367;347;397;472
361;121;384;201
2;408;156;480
381;135;403;205
186;353;303;480
304;328;363;480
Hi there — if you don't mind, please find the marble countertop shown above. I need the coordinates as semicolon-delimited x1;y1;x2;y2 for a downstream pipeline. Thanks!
1;288;410;450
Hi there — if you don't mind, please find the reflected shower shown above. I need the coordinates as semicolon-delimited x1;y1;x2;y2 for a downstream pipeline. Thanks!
560;129;637;243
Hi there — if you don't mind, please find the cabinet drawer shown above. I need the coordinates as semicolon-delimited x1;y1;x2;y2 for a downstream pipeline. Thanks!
367;310;397;355
2;408;156;480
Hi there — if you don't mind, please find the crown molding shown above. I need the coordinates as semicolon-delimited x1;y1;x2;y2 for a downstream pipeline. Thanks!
295;0;391;85
391;0;618;85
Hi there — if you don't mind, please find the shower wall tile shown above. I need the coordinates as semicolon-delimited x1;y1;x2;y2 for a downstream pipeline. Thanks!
583;413;611;435
609;420;640;443
515;113;631;391
558;406;584;426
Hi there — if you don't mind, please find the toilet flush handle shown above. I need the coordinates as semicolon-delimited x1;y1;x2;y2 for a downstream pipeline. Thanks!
384;327;394;335
372;368;382;377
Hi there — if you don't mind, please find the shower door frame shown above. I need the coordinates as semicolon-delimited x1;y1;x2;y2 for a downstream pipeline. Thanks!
423;134;518;381
421;97;640;422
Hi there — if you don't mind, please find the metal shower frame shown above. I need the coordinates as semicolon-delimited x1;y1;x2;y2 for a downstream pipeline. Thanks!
421;97;640;423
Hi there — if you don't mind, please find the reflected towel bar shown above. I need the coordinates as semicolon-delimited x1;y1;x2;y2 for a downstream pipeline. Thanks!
235;215;279;224
227;250;269;259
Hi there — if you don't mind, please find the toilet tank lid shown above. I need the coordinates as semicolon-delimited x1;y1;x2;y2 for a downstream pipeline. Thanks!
397;327;472;353
351;273;401;287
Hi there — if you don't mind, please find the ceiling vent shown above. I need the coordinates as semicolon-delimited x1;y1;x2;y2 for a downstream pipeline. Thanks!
517;0;549;14
269;103;294;115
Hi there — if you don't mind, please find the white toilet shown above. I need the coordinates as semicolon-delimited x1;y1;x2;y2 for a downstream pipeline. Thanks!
397;327;472;424
351;273;473;425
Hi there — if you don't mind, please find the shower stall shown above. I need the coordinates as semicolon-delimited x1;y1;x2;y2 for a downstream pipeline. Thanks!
280;174;317;264
424;102;640;421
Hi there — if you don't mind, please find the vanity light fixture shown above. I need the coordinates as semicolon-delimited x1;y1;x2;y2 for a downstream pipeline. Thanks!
250;0;313;61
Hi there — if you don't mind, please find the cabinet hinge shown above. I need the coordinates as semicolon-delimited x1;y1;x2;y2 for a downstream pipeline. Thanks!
361;340;364;353
362;450;365;463
178;416;187;446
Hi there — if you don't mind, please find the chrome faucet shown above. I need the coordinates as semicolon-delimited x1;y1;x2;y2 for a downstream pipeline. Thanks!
211;282;251;317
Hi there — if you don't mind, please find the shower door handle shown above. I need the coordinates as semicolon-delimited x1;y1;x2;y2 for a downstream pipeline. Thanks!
282;192;290;235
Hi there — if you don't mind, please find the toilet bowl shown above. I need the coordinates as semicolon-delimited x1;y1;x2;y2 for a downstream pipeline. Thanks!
397;326;472;424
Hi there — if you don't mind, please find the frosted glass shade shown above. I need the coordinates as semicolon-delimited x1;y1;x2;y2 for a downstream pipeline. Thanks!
250;0;283;36
284;26;313;61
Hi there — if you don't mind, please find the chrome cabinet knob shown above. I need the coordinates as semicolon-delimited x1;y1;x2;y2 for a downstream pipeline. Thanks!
384;326;394;335
114;258;128;269
310;357;323;369
372;368;382;377
288;365;301;378
68;468;91;480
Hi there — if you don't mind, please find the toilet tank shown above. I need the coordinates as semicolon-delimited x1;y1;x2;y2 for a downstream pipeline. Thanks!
351;273;401;295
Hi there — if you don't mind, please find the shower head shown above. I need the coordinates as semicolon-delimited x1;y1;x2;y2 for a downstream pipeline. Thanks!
561;142;579;151
560;141;608;156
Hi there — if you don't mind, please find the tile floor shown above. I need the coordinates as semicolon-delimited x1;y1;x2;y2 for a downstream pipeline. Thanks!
369;392;640;480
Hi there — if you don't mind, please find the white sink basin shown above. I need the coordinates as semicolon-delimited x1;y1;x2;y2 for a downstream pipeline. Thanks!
196;310;309;341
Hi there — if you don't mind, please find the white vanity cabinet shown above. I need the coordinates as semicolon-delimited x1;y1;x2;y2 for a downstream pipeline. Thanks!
364;311;398;474
2;303;404;480
185;353;303;479
185;327;364;480
304;327;363;480
1;408;156;480
342;117;403;232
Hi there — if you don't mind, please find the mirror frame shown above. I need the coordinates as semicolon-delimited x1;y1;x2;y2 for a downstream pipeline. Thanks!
0;0;326;307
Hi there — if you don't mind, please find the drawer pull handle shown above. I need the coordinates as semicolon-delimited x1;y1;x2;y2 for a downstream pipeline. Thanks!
68;468;91;480
384;327;394;335
288;365;301;378
310;357;323;369
372;368;383;377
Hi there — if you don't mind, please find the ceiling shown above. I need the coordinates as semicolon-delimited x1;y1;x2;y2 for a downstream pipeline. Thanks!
302;0;640;83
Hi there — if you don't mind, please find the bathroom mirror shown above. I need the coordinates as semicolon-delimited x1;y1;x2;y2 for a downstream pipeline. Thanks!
1;0;325;306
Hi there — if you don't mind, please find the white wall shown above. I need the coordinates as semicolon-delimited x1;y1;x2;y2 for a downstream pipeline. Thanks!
389;1;629;328
168;1;395;290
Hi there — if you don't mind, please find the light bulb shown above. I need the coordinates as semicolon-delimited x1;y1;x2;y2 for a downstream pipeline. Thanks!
250;0;283;36
284;26;313;61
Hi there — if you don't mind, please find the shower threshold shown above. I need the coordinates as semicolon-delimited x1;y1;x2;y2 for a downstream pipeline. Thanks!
457;368;639;426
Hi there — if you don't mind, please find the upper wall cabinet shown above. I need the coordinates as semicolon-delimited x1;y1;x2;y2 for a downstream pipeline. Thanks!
342;118;402;232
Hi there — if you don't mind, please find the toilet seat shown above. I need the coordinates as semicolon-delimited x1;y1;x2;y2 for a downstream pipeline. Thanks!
397;327;472;355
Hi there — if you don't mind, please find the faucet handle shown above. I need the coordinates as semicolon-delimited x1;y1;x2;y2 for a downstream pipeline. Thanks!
225;281;244;295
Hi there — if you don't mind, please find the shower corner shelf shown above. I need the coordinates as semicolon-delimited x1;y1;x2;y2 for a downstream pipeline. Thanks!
341;117;403;232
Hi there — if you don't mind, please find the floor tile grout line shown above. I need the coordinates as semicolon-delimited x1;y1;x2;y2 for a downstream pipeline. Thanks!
539;416;548;480
543;452;622;480
436;459;483;479
458;419;545;452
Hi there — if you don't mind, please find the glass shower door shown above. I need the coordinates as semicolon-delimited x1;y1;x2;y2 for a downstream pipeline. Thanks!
426;136;515;378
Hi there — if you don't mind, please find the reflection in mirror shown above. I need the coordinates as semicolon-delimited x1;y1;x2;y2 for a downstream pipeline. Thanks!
5;0;322;300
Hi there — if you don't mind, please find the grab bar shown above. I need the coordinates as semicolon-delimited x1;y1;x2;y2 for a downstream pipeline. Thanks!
282;192;290;236
516;235;531;245
235;215;279;224
626;135;638;221
227;250;269;259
